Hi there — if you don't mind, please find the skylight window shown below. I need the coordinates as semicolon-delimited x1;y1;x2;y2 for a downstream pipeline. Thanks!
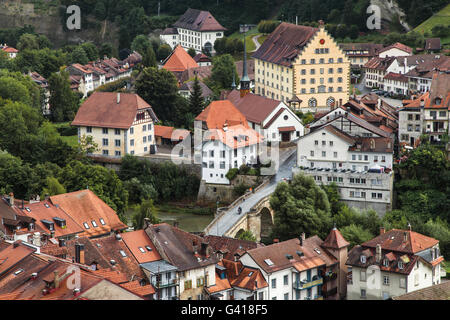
264;259;274;266
14;268;24;275
296;251;304;257
44;203;50;208
139;247;145;253
83;222;90;229
119;250;127;257
286;254;293;260
99;218;106;225
145;246;152;251
25;207;31;212
92;220;98;228
248;271;254;277
314;248;321;254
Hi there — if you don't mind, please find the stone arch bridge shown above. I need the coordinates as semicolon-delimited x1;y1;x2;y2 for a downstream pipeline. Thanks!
224;195;275;242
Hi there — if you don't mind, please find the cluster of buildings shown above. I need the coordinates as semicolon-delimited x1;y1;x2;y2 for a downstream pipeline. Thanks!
0;189;444;300
363;42;449;96
65;52;142;98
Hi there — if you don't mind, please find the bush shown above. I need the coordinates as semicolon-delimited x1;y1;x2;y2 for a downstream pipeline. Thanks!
233;183;249;197
239;164;250;175
226;168;239;181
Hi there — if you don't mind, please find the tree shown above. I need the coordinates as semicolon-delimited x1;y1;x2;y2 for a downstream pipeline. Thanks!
187;48;196;57
156;44;171;61
132;199;160;230
70;46;89;65
340;224;374;248
188;77;205;116
80;42;99;61
135;67;179;122
270;173;332;241
142;46;157;68
131;35;152;55
41;176;66;198
78;134;99;155
236;230;257;242
210;54;238;90
48;71;79;122
0;152;38;199
124;177;158;204
17;33;39;51
99;43;114;58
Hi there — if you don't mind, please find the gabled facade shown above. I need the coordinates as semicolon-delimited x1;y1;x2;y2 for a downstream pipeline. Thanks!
253;21;350;110
160;8;226;54
0;44;18;59
346;228;443;300
72;92;158;157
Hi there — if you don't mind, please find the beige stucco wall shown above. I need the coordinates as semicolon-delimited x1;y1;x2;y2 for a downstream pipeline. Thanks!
254;26;350;110
80;280;143;300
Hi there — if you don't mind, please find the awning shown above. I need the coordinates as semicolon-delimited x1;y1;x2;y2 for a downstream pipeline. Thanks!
278;126;296;132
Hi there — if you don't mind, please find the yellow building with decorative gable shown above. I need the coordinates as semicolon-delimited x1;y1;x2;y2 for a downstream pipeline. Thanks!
253;21;350;111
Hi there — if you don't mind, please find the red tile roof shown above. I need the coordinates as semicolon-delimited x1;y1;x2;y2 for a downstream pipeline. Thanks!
71;92;158;129
203;235;259;261
50;190;128;238
119;280;155;296
379;42;412;55
121;230;162;264
322;228;350;249
384;72;408;82
252;22;318;67
195;100;249;129
278;126;296;132
154;125;190;141
362;229;439;254
227;90;280;124
393;281;450;300
163;45;199;73
16;201;83;238
204;125;263;149
0;242;36;276
231;267;268;291
205;271;232;294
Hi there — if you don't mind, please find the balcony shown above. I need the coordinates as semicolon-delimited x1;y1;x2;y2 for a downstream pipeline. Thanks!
293;277;323;290
152;278;179;289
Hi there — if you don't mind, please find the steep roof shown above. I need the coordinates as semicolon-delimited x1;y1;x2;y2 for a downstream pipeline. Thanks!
231;266;268;291
119;280;155;297
16;200;83;238
195;100;249;129
121;230;162;264
245;238;327;274
163;45;199;73
173;8;226;32
179;79;213;98
50;190;128;238
203;235;258;261
362;229;439;254
0;242;36;277
252;22;318;67
322;228;350;249
203;125;263;149
379;42;412;55
71;92;158;129
144;223;218;272
227;90;281;124
363;56;396;71
425;38;441;51
384;72;408;82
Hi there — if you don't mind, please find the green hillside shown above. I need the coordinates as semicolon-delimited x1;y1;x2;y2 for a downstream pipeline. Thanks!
414;3;450;44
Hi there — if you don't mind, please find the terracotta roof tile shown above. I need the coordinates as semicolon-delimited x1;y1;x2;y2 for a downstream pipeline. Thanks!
50;190;128;238
71;92;158;129
121;230;162;264
379;42;412;55
163;45;199;73
231;267;268;290
322;228;350;249
203;235;258;261
195;100;249;129
119;280;155;296
205;271;232;294
393;281;450;300
227;90;280;124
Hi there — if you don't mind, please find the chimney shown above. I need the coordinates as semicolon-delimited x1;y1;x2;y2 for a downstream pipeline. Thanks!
376;244;382;262
31;272;38;280
201;241;209;256
45;194;50;201
404;231;408;242
54;270;61;288
380;227;385;235
299;233;305;246
117;92;120;104
144;218;152;229
318;20;325;28
420;99;425;108
33;232;41;247
273;239;279;243
58;238;66;247
407;223;412;231
173;221;179;228
255;280;258;288
50;230;55;238
192;240;198;254
75;243;85;264
234;253;240;262
8;192;14;206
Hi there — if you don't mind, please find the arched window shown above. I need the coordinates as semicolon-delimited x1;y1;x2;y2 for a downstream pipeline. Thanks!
318;85;326;93
308;98;317;107
326;97;335;108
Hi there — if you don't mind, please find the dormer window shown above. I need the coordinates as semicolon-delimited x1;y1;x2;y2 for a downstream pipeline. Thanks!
286;254;293;260
383;259;389;267
398;261;404;269
435;98;442;105
360;255;366;264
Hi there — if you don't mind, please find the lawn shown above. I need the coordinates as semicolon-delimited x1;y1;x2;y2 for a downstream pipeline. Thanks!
60;135;79;148
414;3;450;45
228;27;261;53
49;121;79;148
